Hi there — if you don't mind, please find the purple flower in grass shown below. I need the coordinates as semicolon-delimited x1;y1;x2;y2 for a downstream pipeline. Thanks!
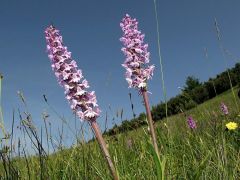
120;14;154;92
220;102;228;115
45;25;100;121
187;116;197;129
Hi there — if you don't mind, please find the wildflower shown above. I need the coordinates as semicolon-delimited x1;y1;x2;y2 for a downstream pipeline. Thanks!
120;14;154;92
120;14;159;158
45;25;118;180
45;25;100;121
187;116;197;129
220;102;228;115
226;122;238;130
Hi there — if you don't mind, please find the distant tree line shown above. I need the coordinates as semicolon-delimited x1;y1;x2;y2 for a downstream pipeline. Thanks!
104;63;240;136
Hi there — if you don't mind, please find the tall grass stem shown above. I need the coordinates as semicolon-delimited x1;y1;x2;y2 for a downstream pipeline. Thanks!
153;0;168;119
0;73;7;141
214;18;239;110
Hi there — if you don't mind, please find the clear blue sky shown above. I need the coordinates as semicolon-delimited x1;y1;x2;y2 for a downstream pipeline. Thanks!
1;0;240;148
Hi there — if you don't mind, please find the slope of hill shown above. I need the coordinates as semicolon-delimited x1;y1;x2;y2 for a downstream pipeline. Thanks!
1;88;239;179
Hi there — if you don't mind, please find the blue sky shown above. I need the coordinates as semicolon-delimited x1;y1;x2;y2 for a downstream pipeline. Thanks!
1;0;240;150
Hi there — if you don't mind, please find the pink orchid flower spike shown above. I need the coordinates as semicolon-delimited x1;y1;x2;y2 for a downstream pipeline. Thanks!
45;25;118;180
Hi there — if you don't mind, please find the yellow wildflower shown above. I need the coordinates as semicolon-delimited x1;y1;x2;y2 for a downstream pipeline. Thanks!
225;122;238;130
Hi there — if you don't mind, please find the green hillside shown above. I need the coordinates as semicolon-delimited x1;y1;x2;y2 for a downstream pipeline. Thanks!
1;88;239;179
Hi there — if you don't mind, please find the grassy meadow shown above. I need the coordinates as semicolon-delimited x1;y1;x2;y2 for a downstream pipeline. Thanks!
1;1;240;180
0;87;239;179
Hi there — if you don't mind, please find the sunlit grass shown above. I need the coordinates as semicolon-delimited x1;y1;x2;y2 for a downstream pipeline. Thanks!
0;87;239;179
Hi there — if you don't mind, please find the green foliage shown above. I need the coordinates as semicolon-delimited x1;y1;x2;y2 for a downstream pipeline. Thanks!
189;85;209;104
184;75;202;92
152;103;166;121
232;63;240;85
204;79;217;99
